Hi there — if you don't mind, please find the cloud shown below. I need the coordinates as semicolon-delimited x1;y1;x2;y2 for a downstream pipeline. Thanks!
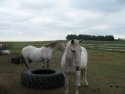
0;0;125;41
70;0;125;12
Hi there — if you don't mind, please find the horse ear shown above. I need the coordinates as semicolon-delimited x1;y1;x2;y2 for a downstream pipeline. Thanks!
71;39;74;45
79;40;82;44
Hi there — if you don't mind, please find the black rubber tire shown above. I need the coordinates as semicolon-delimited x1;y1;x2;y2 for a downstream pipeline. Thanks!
21;69;65;89
11;55;21;64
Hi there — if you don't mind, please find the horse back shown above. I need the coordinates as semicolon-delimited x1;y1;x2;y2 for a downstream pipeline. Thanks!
22;46;38;56
41;47;52;59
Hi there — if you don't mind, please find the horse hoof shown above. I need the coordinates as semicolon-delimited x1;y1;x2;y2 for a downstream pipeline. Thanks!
65;91;68;94
85;82;88;86
81;81;88;87
75;91;79;94
42;66;45;68
78;85;81;88
85;84;88;87
77;83;81;87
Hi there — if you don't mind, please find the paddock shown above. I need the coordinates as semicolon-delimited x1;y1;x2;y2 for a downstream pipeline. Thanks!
0;41;125;94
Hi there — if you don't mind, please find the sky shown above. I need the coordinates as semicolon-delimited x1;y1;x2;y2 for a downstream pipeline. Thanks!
0;0;125;41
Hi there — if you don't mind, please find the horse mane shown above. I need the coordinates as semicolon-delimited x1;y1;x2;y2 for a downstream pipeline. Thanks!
45;41;59;48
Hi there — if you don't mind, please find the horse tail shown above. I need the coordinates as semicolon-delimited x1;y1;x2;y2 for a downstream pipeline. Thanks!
80;68;84;79
20;55;29;69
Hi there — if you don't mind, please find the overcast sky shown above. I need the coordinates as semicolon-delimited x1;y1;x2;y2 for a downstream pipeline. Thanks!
0;0;125;41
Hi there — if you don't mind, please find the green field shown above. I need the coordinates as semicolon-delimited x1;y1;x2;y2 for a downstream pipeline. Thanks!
0;40;125;94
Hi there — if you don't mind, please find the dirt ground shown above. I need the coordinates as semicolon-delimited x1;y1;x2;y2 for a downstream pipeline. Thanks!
0;50;125;94
0;55;98;94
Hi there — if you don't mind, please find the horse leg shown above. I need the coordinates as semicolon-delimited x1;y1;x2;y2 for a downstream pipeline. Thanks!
25;62;29;69
75;71;81;94
46;59;50;68
42;60;45;68
81;68;88;86
28;58;32;63
76;70;81;87
64;72;69;94
84;68;88;86
24;58;30;69
21;56;29;69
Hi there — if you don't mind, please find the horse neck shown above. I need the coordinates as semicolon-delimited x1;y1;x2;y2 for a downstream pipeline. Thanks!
45;46;54;53
47;43;58;51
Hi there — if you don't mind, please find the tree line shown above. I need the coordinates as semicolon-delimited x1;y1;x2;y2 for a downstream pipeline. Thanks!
66;34;115;41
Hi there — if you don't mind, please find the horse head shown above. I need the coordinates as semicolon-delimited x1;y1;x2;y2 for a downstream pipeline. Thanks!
46;41;65;52
66;39;82;70
56;40;65;52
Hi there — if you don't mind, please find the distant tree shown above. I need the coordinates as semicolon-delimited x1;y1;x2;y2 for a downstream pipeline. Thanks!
66;34;115;41
104;35;114;41
66;34;77;40
77;34;83;40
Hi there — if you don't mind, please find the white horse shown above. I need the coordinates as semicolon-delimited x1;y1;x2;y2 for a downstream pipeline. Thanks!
0;50;11;55
61;39;88;94
0;43;7;50
21;41;65;69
